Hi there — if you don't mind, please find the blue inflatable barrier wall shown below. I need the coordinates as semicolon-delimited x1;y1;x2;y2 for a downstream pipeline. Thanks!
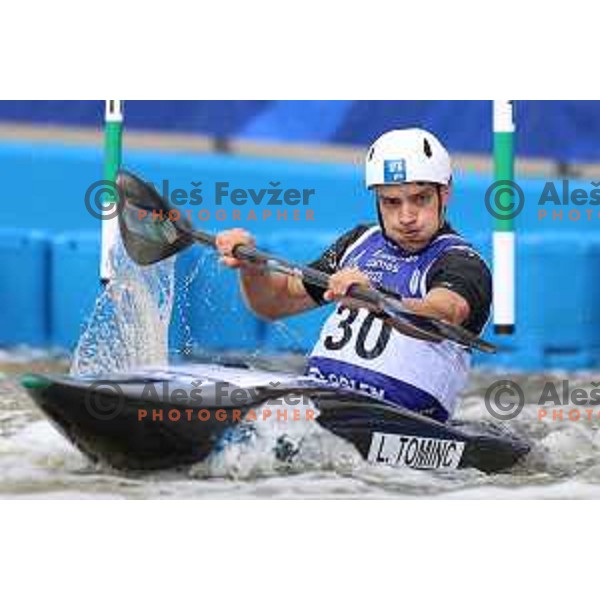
2;139;600;370
50;232;101;350
0;229;49;347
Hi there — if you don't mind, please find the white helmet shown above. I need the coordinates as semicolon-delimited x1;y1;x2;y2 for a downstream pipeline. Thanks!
365;128;452;188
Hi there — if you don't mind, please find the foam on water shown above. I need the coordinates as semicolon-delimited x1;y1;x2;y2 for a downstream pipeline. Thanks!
0;420;88;497
7;351;600;497
6;379;600;497
193;400;364;480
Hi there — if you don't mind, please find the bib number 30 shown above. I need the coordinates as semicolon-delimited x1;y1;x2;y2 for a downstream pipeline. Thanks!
323;306;392;359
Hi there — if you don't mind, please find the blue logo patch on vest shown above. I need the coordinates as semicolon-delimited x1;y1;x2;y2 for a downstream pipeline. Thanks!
384;159;407;183
340;229;473;299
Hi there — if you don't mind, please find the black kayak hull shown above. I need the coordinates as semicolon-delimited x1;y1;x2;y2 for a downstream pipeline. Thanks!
22;365;530;474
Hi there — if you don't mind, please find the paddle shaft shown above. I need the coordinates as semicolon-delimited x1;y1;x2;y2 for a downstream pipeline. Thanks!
190;230;383;308
189;230;496;353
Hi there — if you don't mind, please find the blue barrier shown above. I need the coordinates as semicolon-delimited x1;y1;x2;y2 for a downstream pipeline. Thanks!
3;223;599;370
471;232;600;370
3;140;600;239
1;140;600;370
0;229;49;347
49;232;101;350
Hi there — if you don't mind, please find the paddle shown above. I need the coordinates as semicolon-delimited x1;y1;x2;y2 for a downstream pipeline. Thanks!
115;169;497;353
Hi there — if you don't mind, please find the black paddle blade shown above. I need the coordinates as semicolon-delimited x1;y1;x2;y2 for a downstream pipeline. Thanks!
116;170;194;265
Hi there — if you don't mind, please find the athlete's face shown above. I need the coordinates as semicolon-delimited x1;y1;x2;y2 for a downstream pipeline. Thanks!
376;182;449;251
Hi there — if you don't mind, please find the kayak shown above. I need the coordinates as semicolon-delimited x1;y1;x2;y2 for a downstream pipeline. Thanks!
21;362;530;474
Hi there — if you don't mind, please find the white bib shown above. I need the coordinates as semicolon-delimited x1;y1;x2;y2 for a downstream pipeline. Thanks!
308;306;471;417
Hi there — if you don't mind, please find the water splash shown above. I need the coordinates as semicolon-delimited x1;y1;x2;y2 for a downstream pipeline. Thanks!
191;400;363;480
70;241;176;376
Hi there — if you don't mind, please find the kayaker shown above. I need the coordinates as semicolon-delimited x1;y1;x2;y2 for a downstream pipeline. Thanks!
216;128;492;422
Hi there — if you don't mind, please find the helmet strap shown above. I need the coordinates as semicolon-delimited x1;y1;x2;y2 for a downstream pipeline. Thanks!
437;185;447;230
375;199;389;239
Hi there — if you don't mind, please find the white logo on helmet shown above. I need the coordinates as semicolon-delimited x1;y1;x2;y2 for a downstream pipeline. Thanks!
383;159;407;182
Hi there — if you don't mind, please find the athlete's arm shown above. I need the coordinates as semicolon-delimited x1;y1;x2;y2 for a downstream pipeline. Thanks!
239;269;317;320
402;288;471;326
405;250;492;333
216;225;375;320
215;229;316;320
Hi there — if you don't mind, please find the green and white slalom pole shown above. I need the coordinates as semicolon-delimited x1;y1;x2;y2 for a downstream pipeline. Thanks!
101;100;124;286
492;100;516;335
